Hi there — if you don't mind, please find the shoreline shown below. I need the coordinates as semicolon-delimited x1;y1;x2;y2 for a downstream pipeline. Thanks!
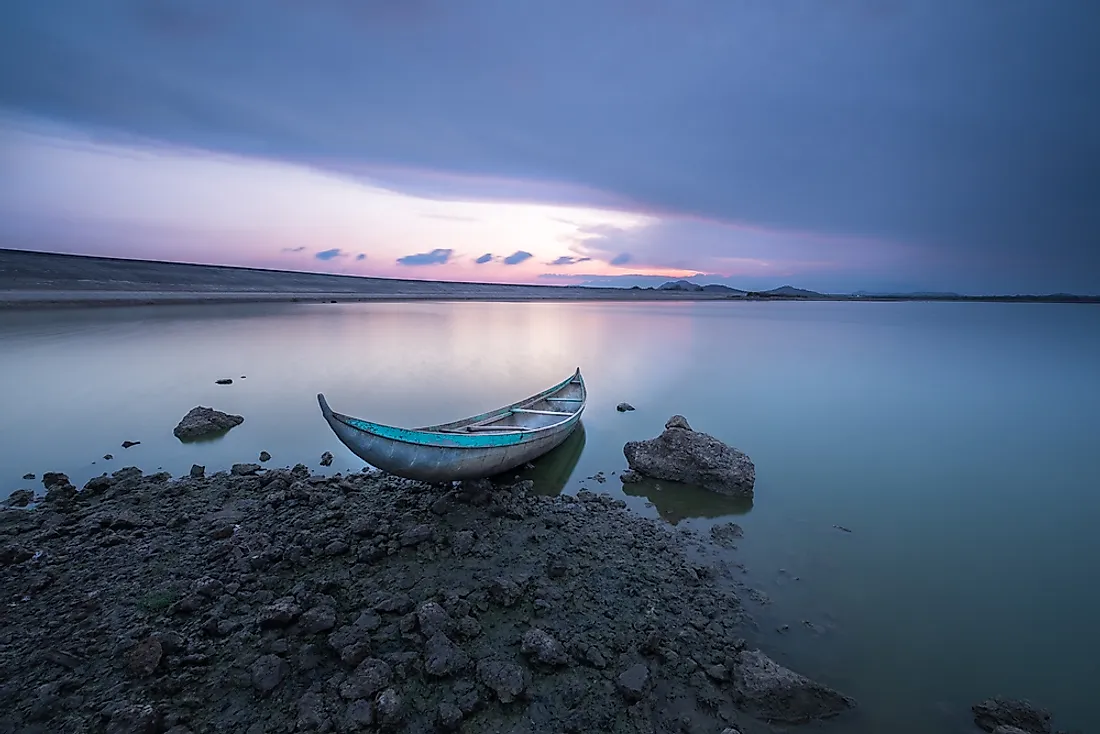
3;248;1097;311
0;288;737;311
1;461;859;734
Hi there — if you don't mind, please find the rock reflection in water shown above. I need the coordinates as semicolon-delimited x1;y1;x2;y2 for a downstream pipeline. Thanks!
518;422;587;496
621;476;753;524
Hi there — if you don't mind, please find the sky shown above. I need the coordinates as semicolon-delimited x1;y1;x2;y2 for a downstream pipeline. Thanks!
0;1;1097;294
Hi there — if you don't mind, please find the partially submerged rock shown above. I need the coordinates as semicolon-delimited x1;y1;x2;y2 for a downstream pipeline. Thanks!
173;406;244;441
616;402;636;412
320;451;334;467
731;648;856;723
972;697;1052;734
623;415;756;497
4;489;34;508
215;378;233;385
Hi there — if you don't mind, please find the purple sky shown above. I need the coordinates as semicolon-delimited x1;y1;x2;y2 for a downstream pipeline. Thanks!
1;1;1098;294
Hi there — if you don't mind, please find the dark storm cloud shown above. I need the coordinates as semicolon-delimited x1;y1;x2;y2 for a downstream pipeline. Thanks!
474;253;493;264
502;251;533;266
315;248;344;260
396;248;452;266
1;0;1099;290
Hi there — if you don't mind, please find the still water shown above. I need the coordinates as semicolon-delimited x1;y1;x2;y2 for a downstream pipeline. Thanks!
2;300;1098;732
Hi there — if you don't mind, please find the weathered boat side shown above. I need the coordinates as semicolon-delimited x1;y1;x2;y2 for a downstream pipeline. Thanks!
317;369;586;481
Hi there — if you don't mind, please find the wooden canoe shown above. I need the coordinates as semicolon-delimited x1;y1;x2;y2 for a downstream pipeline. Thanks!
317;368;586;482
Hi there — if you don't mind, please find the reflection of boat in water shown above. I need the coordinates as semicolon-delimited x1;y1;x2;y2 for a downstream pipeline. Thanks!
317;369;586;482
514;421;587;495
621;476;753;525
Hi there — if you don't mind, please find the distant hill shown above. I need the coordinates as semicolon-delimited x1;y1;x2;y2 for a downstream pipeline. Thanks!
701;283;747;295
760;285;823;298
658;279;703;291
658;280;747;295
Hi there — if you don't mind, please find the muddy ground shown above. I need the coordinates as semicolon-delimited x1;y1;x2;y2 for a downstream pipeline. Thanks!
0;463;857;734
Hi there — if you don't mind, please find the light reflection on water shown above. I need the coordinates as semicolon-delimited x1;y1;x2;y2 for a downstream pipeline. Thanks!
1;299;1098;734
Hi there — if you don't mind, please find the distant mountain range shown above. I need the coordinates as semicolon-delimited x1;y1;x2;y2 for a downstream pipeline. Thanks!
649;280;1099;303
654;280;822;298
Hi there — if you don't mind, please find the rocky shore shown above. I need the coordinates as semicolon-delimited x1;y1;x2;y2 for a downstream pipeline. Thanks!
0;461;859;734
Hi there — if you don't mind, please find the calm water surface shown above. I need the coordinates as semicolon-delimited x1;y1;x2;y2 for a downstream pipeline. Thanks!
2;300;1098;733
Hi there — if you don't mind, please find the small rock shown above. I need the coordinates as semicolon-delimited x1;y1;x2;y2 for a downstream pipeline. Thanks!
416;602;454;638
424;633;469;677
623;414;756;497
250;654;289;694
732;649;856;723
106;703;161;734
127;637;163;677
173;406;244;441
343;699;374;728
1;545;33;566
399;524;434;546
259;598;302;628
438;701;464;731
299;605;337;634
972;697;1052;734
616;402;636;412
121;441;141;448
833;525;852;533
258;451;271;463
215;378;233;385
710;522;744;547
340;658;393;700
452;531;475;556
296;688;327;730
616;662;650;701
103;454;113;460
193;576;223;598
476;659;527;703
231;463;261;476
189;464;205;479
4;489;33;508
375;594;414;615
619;470;642;484
520;628;570;667
320;452;334;467
22;472;35;480
376;688;404;727
41;472;71;489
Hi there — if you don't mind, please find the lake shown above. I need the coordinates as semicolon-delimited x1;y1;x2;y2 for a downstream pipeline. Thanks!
1;300;1097;733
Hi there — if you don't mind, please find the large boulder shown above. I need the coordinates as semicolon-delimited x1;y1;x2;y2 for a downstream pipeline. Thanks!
972;697;1052;734
623;415;755;497
173;406;244;441
731;649;856;723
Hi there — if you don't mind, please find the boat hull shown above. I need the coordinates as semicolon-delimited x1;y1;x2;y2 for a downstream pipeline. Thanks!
317;370;586;482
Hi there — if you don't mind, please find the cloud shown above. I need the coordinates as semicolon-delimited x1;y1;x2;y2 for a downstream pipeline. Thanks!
2;1;1099;291
502;250;533;266
355;253;366;261
549;255;592;266
315;248;345;260
609;253;632;266
281;246;307;253
396;248;452;266
475;253;493;264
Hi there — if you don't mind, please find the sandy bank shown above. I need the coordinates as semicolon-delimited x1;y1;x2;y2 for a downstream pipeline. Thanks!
0;249;733;310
